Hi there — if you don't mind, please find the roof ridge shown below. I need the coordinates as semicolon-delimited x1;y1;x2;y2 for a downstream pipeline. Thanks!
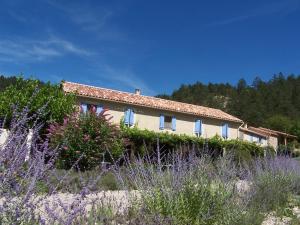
63;81;140;97
64;81;224;112
63;81;243;123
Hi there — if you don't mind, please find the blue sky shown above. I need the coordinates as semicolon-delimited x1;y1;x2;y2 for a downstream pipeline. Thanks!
0;0;300;95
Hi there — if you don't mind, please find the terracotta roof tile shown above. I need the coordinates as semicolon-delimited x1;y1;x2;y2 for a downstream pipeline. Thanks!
258;127;297;138
63;81;243;123
240;127;269;138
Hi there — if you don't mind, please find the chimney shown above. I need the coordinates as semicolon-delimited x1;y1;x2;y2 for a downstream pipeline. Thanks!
244;123;248;128
135;89;141;95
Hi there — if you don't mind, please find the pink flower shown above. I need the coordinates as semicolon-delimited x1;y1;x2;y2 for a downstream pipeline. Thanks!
63;146;68;150
83;134;90;141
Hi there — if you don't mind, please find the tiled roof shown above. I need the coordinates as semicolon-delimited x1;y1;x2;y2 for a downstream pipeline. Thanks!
62;81;243;123
258;127;297;138
240;126;297;139
240;127;269;138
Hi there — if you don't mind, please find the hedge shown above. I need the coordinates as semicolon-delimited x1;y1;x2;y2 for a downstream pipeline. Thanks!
121;125;272;163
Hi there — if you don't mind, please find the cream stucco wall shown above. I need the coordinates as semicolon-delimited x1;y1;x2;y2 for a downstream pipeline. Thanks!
0;128;9;148
239;131;268;146
239;130;278;148
268;136;278;150
77;97;241;140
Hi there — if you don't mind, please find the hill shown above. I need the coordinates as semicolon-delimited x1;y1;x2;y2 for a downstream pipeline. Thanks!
157;73;300;140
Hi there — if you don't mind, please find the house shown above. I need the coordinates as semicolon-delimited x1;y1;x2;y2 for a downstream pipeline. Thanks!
239;124;297;149
62;81;297;150
62;81;243;140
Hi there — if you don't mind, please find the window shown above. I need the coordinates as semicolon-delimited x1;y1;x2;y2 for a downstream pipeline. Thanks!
87;104;96;112
80;102;103;114
164;116;172;130
195;119;202;137
159;115;176;131
124;108;135;126
221;123;229;139
81;103;103;115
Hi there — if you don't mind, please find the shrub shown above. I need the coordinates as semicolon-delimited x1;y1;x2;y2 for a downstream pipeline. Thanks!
249;157;300;214
224;139;265;165
0;77;75;129
122;125;265;164
48;108;124;170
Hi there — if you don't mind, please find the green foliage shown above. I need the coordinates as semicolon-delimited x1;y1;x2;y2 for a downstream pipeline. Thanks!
42;169;120;193
0;75;22;92
158;74;300;141
49;109;124;170
143;178;241;225
122;125;266;163
265;115;293;132
224;139;265;165
0;77;75;127
250;171;297;213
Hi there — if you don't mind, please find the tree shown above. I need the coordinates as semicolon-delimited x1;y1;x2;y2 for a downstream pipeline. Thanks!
264;115;293;132
157;74;300;141
0;78;75;129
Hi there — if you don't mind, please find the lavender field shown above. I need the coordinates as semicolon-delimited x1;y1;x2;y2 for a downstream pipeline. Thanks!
1;108;300;225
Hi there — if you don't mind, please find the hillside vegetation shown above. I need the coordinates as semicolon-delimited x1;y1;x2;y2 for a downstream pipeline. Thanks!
157;73;300;140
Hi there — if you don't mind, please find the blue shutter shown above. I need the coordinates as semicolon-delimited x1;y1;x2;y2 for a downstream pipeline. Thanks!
172;116;176;131
226;123;229;138
199;120;202;135
96;105;103;115
81;103;88;113
159;115;165;130
124;109;130;125
195;119;202;135
222;123;228;139
129;109;134;126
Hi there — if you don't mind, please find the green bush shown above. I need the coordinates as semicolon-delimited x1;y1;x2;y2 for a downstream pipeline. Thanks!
43;169;120;193
0;78;75;128
122;125;265;163
142;175;242;225
250;171;295;213
48;109;124;170
224;139;265;165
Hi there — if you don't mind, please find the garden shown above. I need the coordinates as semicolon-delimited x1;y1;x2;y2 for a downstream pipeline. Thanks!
0;79;300;224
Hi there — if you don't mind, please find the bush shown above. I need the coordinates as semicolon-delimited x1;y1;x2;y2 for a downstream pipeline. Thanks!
122;125;265;164
224;139;265;165
48;108;124;170
0;77;75;129
143;178;241;225
249;157;300;214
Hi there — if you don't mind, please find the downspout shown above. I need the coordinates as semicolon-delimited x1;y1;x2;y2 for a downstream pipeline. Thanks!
237;121;245;140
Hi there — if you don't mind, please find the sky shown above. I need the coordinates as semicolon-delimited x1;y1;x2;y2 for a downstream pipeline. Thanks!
0;0;300;95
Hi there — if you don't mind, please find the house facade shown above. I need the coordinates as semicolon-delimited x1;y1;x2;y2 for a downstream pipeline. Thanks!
239;125;297;149
63;82;243;140
62;81;297;150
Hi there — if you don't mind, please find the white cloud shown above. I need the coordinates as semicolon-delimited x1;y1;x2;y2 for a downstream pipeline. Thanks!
208;0;299;26
94;65;156;96
45;0;126;41
46;0;112;32
0;36;92;63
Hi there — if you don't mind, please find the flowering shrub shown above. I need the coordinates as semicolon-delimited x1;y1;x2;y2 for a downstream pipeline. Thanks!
48;107;124;170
